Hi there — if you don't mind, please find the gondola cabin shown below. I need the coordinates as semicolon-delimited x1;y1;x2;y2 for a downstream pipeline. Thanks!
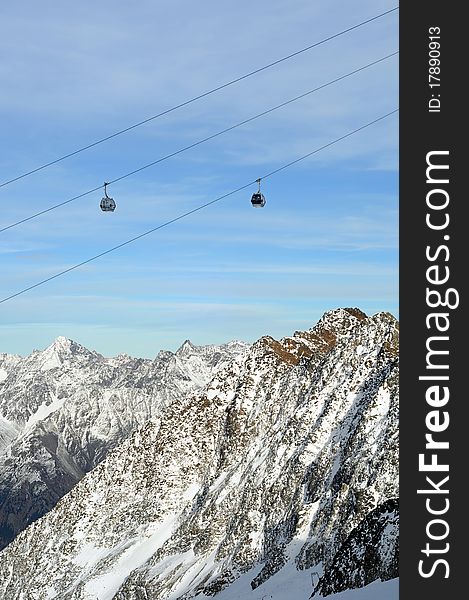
100;182;116;212
250;192;266;208
100;196;116;211
251;178;266;208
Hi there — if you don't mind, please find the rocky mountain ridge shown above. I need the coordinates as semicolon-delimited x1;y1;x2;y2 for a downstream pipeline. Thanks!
0;308;399;599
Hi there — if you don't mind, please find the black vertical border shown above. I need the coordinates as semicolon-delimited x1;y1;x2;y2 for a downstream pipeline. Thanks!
400;3;464;599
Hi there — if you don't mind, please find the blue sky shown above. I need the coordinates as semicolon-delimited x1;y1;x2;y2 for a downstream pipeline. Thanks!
0;0;398;358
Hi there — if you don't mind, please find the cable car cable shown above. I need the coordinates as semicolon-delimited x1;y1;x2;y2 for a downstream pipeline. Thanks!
0;108;398;305
0;6;398;190
0;51;398;233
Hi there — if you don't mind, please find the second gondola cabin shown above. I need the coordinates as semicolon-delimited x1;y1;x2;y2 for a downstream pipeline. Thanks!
251;178;266;208
100;182;116;212
251;192;266;208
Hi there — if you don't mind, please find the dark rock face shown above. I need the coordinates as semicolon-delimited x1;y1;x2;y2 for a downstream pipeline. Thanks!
312;498;399;597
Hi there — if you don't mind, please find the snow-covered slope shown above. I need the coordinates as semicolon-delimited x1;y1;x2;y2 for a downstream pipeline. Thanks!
0;337;248;549
0;308;398;599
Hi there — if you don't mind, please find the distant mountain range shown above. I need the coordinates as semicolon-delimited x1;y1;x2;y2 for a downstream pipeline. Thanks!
0;336;248;550
0;308;398;599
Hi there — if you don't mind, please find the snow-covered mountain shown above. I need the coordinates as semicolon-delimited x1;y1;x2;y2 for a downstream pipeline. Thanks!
0;337;248;549
0;308;398;599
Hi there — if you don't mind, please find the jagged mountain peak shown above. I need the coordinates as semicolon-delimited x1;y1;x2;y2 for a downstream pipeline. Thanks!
287;308;398;367
254;308;368;369
176;339;197;356
311;307;367;334
252;334;313;368
43;335;76;353
50;335;102;356
52;334;73;347
243;308;397;372
31;336;103;372
176;339;249;359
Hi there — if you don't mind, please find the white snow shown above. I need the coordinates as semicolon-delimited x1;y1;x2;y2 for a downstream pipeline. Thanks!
214;469;243;505
320;579;398;599
83;514;178;600
167;550;218;599
74;543;110;568
38;351;62;371
183;482;201;501
24;393;66;430
196;563;398;600
44;586;58;600
208;470;229;492
0;368;8;382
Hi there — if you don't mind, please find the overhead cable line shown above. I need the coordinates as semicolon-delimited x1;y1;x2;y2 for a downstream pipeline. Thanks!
0;108;398;305
0;6;398;189
0;51;398;234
